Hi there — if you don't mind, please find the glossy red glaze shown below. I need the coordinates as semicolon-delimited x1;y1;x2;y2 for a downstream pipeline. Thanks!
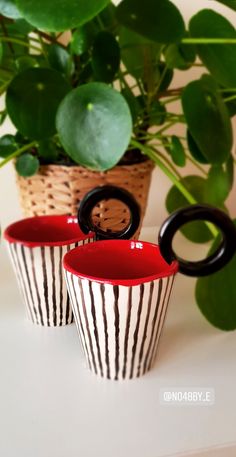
63;240;179;286
4;215;94;247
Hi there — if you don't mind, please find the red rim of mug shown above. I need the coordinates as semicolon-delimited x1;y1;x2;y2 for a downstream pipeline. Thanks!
63;240;179;286
4;215;94;247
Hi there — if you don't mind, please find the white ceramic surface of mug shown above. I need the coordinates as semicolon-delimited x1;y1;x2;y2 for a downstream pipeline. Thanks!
4;215;94;326
63;240;177;380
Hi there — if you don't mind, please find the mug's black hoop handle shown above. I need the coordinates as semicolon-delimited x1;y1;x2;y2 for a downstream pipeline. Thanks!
78;185;141;240
158;204;236;277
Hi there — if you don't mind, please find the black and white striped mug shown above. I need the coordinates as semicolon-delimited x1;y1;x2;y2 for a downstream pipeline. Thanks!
3;187;140;327
4;215;94;326
63;188;236;380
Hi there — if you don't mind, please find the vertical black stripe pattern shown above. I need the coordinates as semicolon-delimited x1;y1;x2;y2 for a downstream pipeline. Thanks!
101;284;110;379
78;279;98;374
21;245;38;324
89;281;104;378
29;249;44;326
10;244;34;322
113;285;120;380
7;242;78;326
50;246;57;326
142;279;163;375
136;281;154;377
59;246;64;326
149;276;175;370
41;246;50;326
122;287;132;379
129;284;145;379
65;245;72;324
148;278;170;371
63;274;175;380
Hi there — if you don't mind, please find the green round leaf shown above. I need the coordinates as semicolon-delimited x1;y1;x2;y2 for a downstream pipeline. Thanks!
14;18;34;34
169;135;186;167
71;27;94;56
15;56;38;72
166;175;214;243
0;134;18;158
56;82;133;171
99;3;119;32
149;100;166;126
38;139;59;163
119;27;161;79
0;0;21;18
182;75;233;165
117;0;185;44
164;41;196;70
16;0;110;32
207;163;233;205
15;153;39;177
6;68;71;140
190;10;236;88
187;130;209;164
48;44;74;78
196;221;236;330
92;31;120;83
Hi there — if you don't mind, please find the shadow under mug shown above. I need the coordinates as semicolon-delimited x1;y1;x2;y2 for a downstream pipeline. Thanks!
64;195;236;380
3;186;141;326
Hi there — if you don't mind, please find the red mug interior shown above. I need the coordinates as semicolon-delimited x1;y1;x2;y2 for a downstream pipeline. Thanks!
63;240;178;286
4;215;93;247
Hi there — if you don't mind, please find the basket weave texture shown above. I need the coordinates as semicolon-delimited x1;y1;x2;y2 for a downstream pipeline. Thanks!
16;161;154;237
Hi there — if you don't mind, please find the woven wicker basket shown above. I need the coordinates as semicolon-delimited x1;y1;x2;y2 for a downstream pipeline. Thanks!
16;160;154;238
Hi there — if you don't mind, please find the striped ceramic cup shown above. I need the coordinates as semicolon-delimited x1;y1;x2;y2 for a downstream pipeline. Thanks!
4;215;94;326
63;240;177;380
63;203;236;380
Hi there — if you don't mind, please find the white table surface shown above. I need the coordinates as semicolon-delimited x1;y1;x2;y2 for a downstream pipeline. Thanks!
0;227;236;457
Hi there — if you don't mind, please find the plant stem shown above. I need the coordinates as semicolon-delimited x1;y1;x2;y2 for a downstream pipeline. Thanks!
162;95;181;105
38;31;67;48
224;94;236;103
159;88;182;98
131;138;196;201
156;121;177;135
220;88;236;93
0;36;41;52
0;17;14;55
131;139;218;238
118;71;130;91
155;65;168;95
0;141;37;168
148;144;182;179
96;15;105;30
182;38;236;44
37;32;49;61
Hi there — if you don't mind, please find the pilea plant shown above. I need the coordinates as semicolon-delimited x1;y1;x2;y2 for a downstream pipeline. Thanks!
0;0;236;330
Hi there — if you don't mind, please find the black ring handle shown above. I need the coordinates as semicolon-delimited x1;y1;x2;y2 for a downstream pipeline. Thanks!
158;204;236;277
78;185;141;240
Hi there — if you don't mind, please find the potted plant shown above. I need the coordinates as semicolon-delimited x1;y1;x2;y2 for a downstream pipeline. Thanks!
0;0;236;330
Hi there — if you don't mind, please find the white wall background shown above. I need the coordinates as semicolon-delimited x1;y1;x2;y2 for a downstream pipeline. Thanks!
0;0;236;230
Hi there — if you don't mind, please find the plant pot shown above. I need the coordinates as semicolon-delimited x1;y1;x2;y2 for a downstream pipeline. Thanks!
15;160;154;238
